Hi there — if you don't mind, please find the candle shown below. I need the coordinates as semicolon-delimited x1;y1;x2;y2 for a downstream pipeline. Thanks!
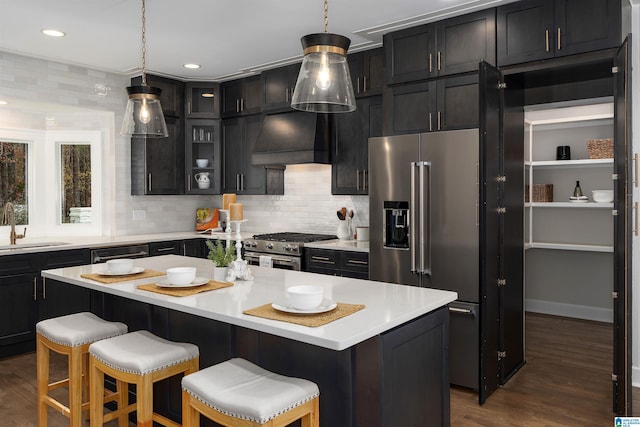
222;193;236;211
229;203;243;221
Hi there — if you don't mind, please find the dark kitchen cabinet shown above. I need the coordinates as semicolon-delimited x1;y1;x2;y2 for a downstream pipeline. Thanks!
185;82;220;119
222;115;284;195
497;0;622;66
332;96;382;195
384;73;479;135
150;240;205;258
185;118;221;194
39;249;91;320
131;116;185;195
384;8;495;85
305;248;369;279
348;48;385;98
132;74;184;118
221;76;263;118
262;63;301;112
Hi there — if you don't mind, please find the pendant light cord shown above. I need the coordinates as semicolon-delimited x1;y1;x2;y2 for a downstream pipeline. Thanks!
141;0;147;86
323;0;328;33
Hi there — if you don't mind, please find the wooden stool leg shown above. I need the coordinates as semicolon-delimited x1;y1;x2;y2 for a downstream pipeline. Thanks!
36;335;49;427
89;357;105;427
181;391;200;427
116;378;128;427
82;352;90;420
137;374;154;427
68;346;84;427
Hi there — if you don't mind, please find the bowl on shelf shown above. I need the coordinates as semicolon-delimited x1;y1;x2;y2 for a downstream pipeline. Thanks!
196;158;208;168
106;258;134;274
166;267;197;286
592;190;613;203
286;285;324;310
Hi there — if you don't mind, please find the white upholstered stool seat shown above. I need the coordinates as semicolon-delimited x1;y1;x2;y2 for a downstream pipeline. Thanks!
36;312;127;427
89;330;199;427
181;358;319;427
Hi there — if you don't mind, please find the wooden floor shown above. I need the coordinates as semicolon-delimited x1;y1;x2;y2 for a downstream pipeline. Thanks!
0;312;630;426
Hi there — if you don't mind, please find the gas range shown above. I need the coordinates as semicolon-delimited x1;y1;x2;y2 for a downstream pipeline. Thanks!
243;232;337;271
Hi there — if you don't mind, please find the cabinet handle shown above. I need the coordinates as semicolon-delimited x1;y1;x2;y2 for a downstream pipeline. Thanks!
236;99;240;113
428;113;433;132
241;98;245;112
545;30;550;52
634;153;638;187
346;259;368;266
148;173;152;192
428;53;433;73
437;111;441;130
182;243;187;255
557;28;561;50
356;169;360;191
437;51;442;71
33;277;37;301
42;277;46;299
157;247;176;253
236;174;240;192
187;101;192;115
364;169;368;191
356;77;361;94
187;174;191;192
634;202;639;237
311;256;333;264
363;76;368;93
285;87;289;102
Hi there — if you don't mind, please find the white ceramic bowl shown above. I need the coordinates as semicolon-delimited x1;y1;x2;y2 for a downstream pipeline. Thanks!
166;267;197;286
196;158;208;168
106;258;134;275
592;190;613;203
286;285;324;310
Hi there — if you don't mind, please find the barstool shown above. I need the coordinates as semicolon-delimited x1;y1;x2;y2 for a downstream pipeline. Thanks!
36;312;128;427
181;358;320;427
89;330;199;426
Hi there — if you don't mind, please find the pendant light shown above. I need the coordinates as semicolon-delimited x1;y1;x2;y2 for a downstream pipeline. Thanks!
291;0;356;113
120;0;168;138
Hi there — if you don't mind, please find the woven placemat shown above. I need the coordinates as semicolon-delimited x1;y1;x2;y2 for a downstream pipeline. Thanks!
243;303;365;327
136;280;233;297
80;269;165;284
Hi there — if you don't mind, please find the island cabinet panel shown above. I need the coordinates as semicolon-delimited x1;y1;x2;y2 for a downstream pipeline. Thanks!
497;0;622;66
384;8;495;85
384;73;479;135
39;249;91;320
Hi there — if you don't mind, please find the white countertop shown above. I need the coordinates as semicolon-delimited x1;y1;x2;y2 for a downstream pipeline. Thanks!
305;239;369;252
41;255;456;351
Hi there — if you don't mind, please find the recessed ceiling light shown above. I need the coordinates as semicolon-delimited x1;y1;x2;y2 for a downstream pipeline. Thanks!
201;93;214;98
42;29;66;37
183;63;201;69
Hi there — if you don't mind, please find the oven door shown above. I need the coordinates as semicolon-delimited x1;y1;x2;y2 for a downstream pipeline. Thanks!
244;251;301;271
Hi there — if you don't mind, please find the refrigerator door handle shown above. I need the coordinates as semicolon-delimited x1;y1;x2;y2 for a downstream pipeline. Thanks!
419;161;432;276
410;162;418;273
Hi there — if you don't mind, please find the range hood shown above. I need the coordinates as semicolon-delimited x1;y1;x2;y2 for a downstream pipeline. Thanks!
252;111;332;165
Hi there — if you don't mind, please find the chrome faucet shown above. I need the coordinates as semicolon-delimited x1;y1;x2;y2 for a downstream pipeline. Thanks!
2;202;26;245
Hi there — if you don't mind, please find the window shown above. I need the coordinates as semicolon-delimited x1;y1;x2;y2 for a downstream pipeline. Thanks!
0;128;102;237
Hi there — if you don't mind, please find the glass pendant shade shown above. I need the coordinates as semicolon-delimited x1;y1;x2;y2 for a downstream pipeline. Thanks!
291;33;356;113
121;86;169;138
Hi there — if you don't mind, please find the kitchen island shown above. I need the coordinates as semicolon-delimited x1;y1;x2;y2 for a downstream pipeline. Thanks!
42;255;456;426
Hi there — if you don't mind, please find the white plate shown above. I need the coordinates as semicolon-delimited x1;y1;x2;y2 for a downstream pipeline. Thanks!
155;277;210;288
569;199;589;203
271;301;337;315
98;267;145;276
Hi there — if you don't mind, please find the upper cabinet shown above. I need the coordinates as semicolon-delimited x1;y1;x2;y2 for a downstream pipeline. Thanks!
384;8;496;85
132;74;184;118
348;48;385;98
221;75;263;118
262;63;300;112
185;83;220;119
497;0;622;67
185;119;221;194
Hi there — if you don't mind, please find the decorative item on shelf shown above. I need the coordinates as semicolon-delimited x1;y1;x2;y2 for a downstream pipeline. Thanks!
229;203;243;221
206;239;235;281
196;158;208;168
195;208;219;233
290;0;356;113
525;184;553;203
586;138;614;159
556;145;571;160
194;172;210;189
336;207;353;239
592;189;614;203
572;180;583;198
120;0;168;138
222;193;236;210
226;219;253;281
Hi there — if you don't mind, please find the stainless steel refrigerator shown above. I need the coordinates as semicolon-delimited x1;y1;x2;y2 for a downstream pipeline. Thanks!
369;128;480;390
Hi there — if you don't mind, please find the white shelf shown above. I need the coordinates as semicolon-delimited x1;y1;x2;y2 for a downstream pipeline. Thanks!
527;202;613;209
525;242;613;253
525;158;613;168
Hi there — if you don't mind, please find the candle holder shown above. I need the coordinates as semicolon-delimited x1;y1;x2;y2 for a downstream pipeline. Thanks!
226;219;253;281
219;209;232;233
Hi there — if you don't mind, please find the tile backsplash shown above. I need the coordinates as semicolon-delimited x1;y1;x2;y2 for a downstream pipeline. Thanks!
0;51;369;237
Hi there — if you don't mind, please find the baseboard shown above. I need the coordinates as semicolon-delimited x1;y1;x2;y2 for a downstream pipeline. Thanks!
525;298;613;323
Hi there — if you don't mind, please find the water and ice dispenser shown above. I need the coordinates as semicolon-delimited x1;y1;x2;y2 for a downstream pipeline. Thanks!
383;201;409;249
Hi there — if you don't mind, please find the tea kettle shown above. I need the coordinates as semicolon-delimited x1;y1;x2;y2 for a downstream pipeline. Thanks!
195;172;210;189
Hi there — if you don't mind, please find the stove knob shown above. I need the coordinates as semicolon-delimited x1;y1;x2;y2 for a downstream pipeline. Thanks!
266;243;274;250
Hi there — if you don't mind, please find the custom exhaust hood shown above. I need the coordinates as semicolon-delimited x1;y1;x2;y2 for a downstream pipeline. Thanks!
251;111;332;165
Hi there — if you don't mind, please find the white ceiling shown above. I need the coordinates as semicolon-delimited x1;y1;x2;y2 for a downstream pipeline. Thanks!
0;0;517;82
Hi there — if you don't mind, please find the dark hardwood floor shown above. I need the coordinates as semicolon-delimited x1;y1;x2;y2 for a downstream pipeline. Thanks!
0;312;628;426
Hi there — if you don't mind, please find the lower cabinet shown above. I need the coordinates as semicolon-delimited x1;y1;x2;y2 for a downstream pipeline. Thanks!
150;239;206;258
305;248;369;279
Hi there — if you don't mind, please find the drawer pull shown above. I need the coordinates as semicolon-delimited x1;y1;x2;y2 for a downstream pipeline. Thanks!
311;256;334;264
346;259;368;265
449;306;474;316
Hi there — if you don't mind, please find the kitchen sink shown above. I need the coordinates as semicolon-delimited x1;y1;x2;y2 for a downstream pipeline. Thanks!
0;241;70;250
